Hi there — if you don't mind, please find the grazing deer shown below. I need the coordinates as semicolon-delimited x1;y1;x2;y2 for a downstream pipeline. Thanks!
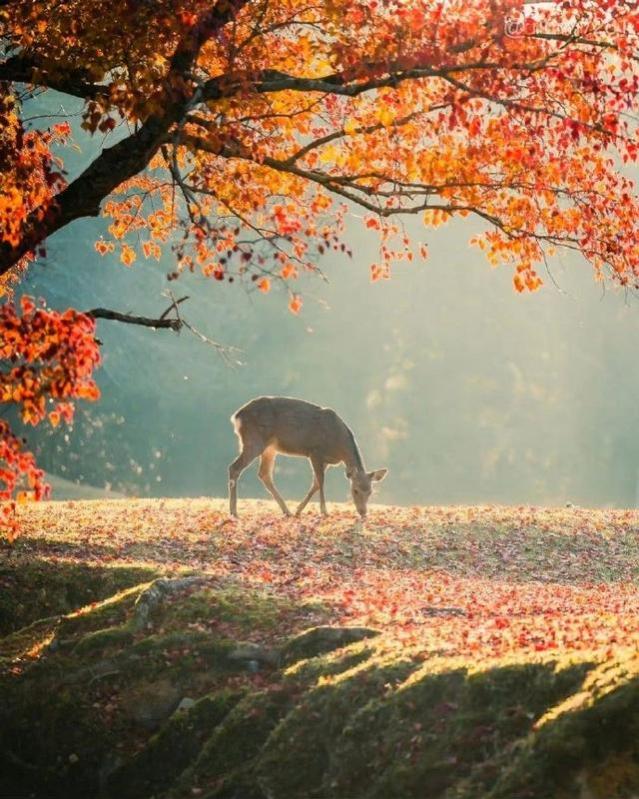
228;396;388;518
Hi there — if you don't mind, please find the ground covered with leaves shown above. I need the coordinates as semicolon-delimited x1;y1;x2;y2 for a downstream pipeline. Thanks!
2;499;639;798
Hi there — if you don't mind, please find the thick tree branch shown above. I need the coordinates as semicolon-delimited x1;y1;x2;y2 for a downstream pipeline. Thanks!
0;0;249;279
200;64;461;102
199;52;552;104
0;54;104;99
0;115;173;276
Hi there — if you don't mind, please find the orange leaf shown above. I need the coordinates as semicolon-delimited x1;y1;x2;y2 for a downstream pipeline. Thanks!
120;244;136;267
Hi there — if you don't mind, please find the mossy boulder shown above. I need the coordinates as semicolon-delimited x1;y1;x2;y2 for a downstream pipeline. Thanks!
107;690;245;799
280;625;381;666
173;688;295;798
485;654;639;799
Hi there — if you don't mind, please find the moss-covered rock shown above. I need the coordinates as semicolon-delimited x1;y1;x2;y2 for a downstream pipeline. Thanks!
280;625;381;666
72;624;135;655
0;676;116;798
323;658;591;799
172;688;296;798
107;690;244;799
256;652;422;798
485;653;639;799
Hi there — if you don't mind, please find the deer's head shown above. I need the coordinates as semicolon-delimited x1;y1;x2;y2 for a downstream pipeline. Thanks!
346;467;388;518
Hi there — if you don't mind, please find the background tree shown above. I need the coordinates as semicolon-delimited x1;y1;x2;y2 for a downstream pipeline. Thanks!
2;0;639;533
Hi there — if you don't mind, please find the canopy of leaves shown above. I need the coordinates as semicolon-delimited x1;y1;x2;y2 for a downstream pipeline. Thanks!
0;297;100;536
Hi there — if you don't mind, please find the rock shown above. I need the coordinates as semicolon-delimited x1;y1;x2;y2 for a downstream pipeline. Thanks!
121;679;181;730
68;753;79;764
227;642;279;667
176;697;196;713
281;625;381;666
131;576;205;632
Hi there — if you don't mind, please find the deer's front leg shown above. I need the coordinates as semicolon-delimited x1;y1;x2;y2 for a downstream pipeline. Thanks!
228;455;247;517
311;457;328;516
318;485;328;516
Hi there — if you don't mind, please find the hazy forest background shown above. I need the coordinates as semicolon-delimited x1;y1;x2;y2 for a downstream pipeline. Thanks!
13;90;639;510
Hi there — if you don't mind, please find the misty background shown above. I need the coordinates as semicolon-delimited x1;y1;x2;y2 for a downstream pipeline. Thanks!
13;93;639;509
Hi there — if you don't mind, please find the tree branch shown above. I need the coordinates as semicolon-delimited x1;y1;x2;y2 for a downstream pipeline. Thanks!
86;293;241;364
0;0;250;278
0;54;104;99
199;54;549;104
86;308;182;331
0;115;173;276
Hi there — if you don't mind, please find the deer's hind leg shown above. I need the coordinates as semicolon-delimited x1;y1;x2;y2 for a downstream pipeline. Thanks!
295;478;319;517
229;435;263;517
258;447;291;516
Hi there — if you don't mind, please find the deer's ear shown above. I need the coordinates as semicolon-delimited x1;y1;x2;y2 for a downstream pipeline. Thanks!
369;468;388;482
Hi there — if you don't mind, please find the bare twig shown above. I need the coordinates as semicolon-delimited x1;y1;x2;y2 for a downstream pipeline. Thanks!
86;294;240;362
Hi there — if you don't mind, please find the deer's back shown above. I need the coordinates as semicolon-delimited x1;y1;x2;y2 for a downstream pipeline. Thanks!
233;396;347;459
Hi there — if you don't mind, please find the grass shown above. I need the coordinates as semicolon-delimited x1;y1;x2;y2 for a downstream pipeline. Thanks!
1;498;639;798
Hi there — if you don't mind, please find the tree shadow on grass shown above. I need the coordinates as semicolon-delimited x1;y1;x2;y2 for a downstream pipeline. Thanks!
0;557;159;636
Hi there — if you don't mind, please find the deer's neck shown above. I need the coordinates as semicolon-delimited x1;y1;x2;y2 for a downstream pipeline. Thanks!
342;426;364;472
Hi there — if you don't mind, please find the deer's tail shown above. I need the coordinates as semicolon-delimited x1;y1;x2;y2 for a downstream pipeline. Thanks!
230;411;243;437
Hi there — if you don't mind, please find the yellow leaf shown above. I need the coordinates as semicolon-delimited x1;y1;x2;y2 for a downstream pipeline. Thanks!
343;118;359;135
319;145;337;164
378;106;394;127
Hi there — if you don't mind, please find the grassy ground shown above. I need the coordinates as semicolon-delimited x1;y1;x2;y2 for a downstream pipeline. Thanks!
2;498;639;798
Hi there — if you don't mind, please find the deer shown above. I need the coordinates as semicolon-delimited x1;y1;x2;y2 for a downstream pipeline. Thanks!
228;396;388;519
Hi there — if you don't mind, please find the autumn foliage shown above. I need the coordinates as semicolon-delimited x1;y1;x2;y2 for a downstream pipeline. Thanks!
16;498;639;663
4;1;639;529
0;297;100;537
